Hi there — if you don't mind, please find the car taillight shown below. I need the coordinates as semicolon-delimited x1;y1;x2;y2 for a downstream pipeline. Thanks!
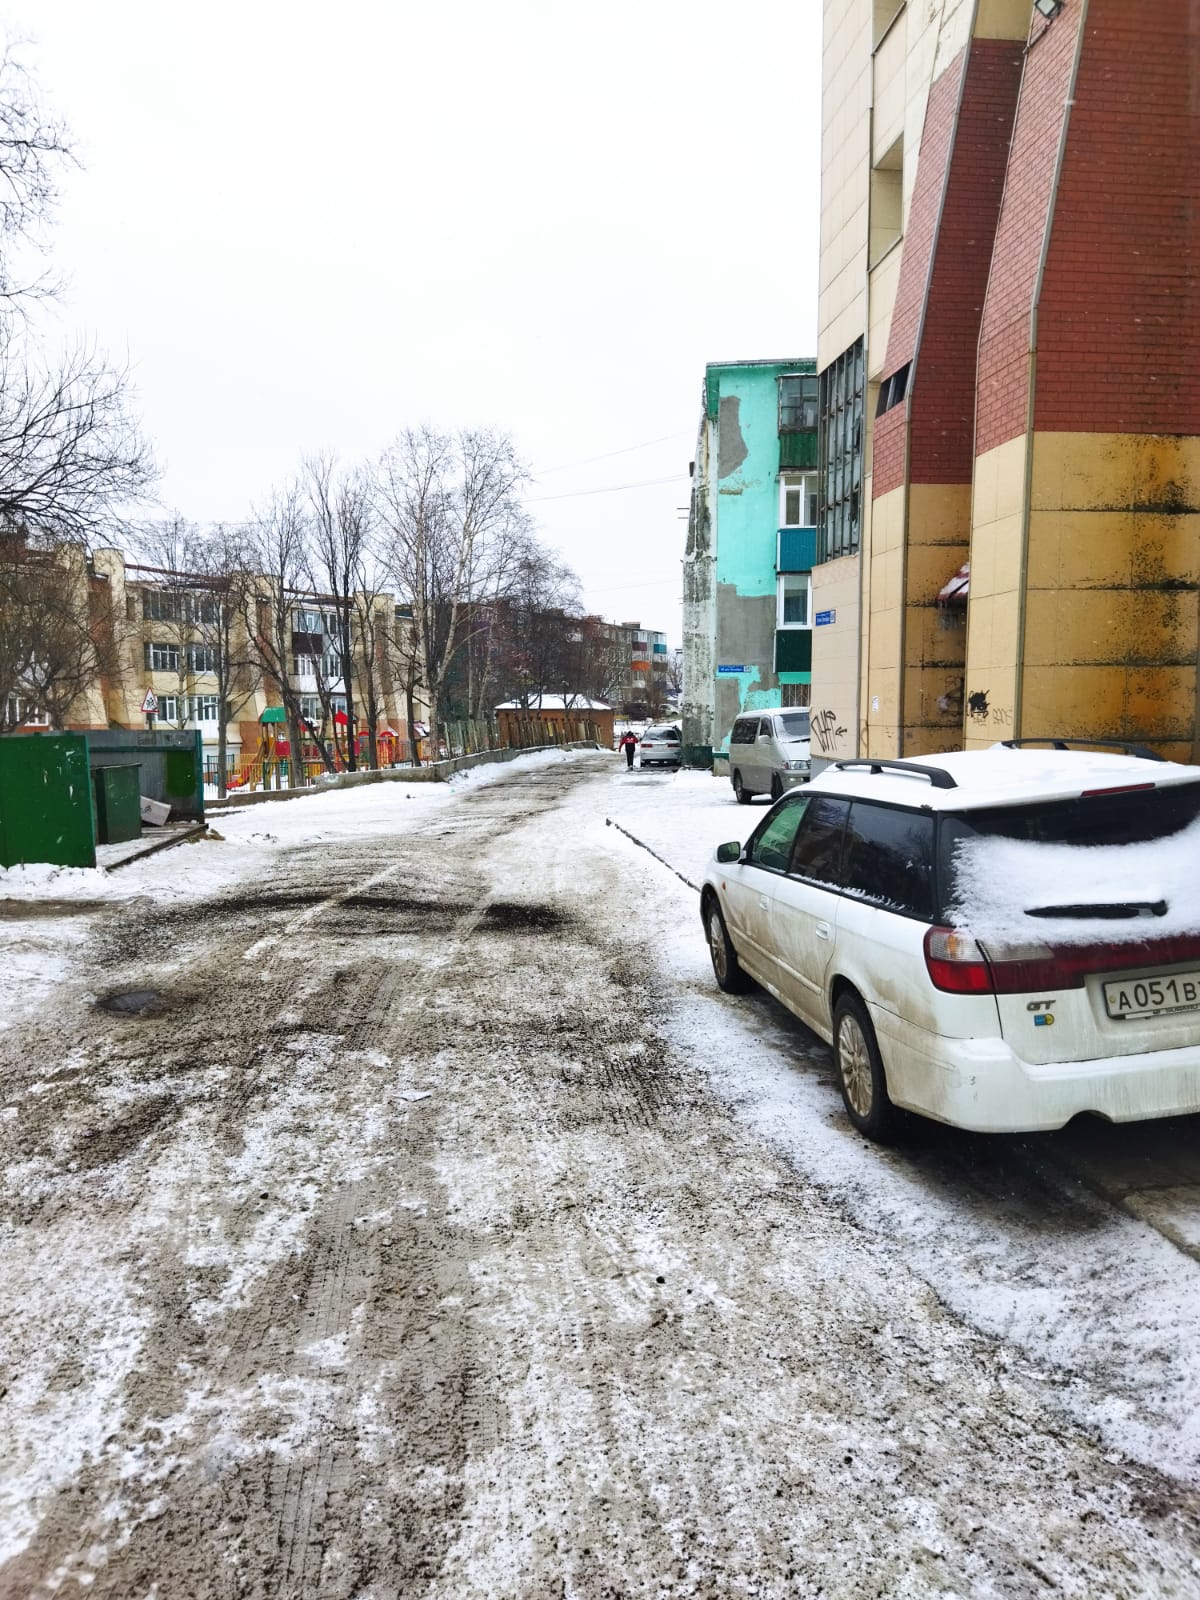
924;927;994;993
643;741;654;747
924;926;1200;996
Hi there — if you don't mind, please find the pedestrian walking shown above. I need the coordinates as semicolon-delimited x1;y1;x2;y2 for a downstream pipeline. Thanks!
618;729;639;769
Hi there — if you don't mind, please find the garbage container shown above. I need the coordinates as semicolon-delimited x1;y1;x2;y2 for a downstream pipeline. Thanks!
93;762;142;845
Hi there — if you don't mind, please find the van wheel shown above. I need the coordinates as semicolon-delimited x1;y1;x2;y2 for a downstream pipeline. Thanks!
832;993;897;1141
733;771;751;804
770;775;783;802
705;900;752;993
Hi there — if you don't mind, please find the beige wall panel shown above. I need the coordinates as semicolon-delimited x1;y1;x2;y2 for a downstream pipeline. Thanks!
820;1;871;369
975;0;1034;40
1032;432;1200;514
872;24;906;159
867;245;902;376
1020;664;1131;737
907;483;972;544
1024;588;1198;669
811;554;862;761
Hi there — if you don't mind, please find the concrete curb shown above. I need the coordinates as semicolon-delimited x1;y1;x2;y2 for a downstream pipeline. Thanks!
206;743;605;812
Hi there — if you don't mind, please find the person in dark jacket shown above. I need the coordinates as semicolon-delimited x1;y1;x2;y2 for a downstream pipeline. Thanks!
618;729;639;769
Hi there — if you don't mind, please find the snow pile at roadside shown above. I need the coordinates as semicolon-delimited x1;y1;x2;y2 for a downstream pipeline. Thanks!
949;816;1200;947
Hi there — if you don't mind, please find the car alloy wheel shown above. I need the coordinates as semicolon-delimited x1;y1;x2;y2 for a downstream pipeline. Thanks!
832;993;897;1141
705;902;752;994
837;1010;874;1119
708;909;729;983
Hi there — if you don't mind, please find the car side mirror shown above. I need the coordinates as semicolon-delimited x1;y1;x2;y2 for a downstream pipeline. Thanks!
716;840;742;864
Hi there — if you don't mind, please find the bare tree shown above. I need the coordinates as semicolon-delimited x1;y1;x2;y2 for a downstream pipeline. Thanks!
304;452;388;770
239;487;320;779
0;40;74;313
374;426;531;745
0;45;155;539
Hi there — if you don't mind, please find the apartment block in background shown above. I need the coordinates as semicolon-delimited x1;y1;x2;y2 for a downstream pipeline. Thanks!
683;359;818;764
813;0;1199;764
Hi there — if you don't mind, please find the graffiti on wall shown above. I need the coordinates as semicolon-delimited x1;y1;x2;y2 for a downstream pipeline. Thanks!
811;708;849;755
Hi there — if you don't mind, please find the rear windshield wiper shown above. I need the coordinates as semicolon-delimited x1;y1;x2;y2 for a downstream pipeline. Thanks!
1025;900;1168;920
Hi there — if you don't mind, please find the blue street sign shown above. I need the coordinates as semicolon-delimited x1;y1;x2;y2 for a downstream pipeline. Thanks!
814;609;836;627
716;664;746;675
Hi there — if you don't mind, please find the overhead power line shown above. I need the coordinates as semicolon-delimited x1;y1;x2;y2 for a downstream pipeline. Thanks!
526;474;680;505
532;433;689;477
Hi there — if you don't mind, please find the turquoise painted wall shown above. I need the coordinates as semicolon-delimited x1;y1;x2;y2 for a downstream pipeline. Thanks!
708;359;815;743
712;363;793;599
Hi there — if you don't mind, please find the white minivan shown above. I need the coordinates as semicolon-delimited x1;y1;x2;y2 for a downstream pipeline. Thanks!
727;710;812;803
701;743;1200;1139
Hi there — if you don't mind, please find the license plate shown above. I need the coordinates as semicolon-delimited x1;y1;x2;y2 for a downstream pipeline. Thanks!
1103;970;1200;1021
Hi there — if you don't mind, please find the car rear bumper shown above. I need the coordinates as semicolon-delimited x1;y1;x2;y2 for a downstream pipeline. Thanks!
871;1007;1200;1132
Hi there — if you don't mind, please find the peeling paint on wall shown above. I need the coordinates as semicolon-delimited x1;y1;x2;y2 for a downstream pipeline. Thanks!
717;397;748;479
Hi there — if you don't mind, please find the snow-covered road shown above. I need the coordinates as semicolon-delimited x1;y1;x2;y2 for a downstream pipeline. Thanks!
2;753;1200;1598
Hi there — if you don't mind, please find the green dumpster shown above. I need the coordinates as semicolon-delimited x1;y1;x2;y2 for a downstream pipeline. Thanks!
93;762;142;845
0;733;97;868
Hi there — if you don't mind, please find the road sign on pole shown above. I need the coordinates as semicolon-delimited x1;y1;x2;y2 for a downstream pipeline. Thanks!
140;689;159;715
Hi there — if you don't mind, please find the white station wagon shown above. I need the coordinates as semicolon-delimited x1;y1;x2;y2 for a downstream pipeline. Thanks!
701;743;1200;1139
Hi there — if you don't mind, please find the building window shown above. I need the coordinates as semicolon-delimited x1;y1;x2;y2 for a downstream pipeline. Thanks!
876;362;910;417
187;644;217;674
189;695;219;722
818;339;864;561
299;695;322;722
147;641;180;673
322;650;343;681
158;695;179;722
781;682;811;708
778;574;812;628
329;695;347;717
778;374;818;432
780;473;819;528
143;590;180;622
294;608;323;633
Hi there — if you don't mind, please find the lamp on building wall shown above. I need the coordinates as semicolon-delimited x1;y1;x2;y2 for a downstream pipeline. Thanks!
1033;0;1063;16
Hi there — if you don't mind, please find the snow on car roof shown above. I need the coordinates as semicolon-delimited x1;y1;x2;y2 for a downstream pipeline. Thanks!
808;745;1200;812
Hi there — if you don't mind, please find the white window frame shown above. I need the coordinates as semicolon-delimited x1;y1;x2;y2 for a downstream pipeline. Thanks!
777;573;813;629
779;473;819;529
187;644;217;674
188;694;219;722
158;694;180;722
294;608;323;634
149;641;180;673
299;695;322;722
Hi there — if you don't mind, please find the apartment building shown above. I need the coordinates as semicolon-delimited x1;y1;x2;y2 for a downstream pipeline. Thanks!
75;547;421;769
682;359;818;765
813;0;1200;766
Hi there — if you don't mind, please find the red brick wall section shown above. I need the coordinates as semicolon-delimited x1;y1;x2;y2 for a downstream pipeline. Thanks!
872;407;907;498
1034;0;1200;434
976;5;1081;457
910;39;1024;484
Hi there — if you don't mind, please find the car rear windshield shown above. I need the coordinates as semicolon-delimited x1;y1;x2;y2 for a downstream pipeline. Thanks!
777;712;810;741
646;727;679;740
937;781;1200;915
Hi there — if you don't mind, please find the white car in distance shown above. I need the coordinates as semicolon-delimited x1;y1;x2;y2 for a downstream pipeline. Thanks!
701;742;1200;1139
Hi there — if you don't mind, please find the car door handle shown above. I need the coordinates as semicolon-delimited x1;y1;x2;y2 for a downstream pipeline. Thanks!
815;921;831;940
758;898;769;910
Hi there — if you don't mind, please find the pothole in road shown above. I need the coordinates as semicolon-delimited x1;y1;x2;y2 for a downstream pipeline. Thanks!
96;988;165;1016
481;901;574;933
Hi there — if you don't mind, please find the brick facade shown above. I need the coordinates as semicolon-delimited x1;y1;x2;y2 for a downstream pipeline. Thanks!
1035;0;1200;433
975;8;1079;457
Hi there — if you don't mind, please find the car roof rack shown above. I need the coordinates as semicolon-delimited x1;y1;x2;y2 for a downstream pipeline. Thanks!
832;758;958;789
998;737;1165;762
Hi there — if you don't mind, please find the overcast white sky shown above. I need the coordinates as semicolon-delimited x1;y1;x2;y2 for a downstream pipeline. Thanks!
19;1;821;643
